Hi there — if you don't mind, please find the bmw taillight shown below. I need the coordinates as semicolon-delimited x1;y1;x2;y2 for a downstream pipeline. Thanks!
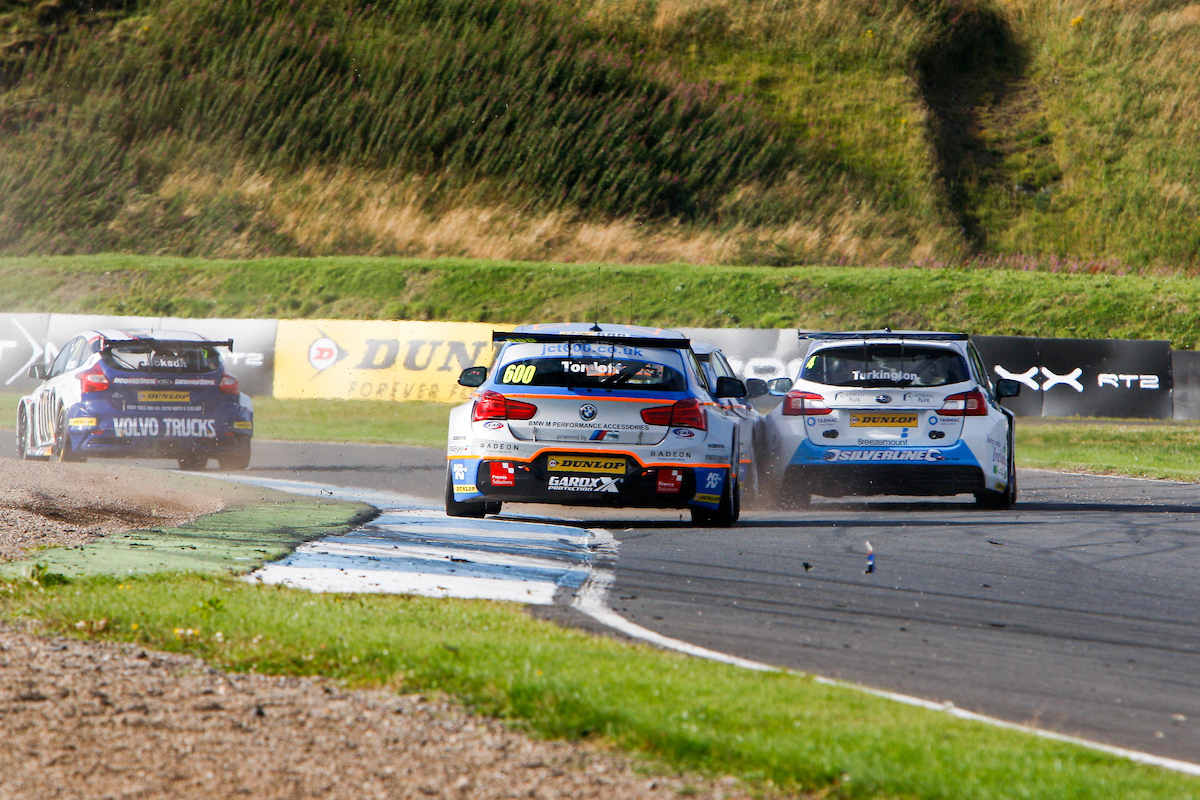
78;363;110;394
640;397;707;430
782;390;831;416
219;374;240;395
472;390;537;421
938;389;987;416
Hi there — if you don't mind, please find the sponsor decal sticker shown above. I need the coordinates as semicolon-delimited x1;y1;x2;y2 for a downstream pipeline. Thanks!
233;421;253;430
671;428;695;438
483;421;505;430
656;469;684;493
452;463;467;481
850;413;918;427
589;429;619;441
547;475;619;493
453;484;476;493
547;456;626;474
490;461;516;487
480;442;519;451
703;471;723;489
137;391;191;403
823;448;945;463
852;370;916;383
68;417;97;428
649;450;690;459
693;493;720;504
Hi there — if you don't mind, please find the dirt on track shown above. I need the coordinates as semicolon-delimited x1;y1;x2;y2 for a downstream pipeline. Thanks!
0;461;763;800
0;460;223;562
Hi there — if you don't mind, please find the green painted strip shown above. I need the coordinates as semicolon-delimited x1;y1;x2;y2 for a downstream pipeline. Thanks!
0;499;376;580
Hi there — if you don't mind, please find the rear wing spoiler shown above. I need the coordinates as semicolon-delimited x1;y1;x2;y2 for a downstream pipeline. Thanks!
801;331;967;342
493;331;691;350
102;338;235;350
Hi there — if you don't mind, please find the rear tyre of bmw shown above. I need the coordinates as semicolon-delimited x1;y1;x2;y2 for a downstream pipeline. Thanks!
444;464;487;518
55;411;85;463
691;471;740;527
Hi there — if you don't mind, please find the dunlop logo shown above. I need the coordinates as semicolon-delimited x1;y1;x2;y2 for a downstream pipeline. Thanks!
137;391;191;402
849;413;918;427
546;456;626;474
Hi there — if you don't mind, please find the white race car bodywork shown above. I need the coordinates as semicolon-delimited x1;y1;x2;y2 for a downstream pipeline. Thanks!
445;324;750;525
760;332;1017;507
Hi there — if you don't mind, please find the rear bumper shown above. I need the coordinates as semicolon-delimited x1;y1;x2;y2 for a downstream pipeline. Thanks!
449;455;728;510
65;402;252;457
782;439;984;497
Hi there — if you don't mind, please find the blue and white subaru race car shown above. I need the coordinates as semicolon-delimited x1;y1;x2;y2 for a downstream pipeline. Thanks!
759;331;1021;508
15;330;253;471
445;324;750;525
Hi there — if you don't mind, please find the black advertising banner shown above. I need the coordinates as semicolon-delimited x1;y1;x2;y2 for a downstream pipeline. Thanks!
974;335;1173;419
971;335;1044;417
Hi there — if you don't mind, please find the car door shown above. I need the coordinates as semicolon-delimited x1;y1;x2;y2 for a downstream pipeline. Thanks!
709;349;760;486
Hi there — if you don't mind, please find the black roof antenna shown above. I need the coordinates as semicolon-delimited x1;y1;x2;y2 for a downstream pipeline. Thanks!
884;325;892;333
589;322;603;332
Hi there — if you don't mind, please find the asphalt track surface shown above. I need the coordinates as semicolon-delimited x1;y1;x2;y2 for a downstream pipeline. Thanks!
17;439;1200;763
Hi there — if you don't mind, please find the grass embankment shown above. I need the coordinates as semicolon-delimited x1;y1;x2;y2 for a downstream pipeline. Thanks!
5;256;1200;345
3;573;1197;799
1017;419;1200;482
1;0;1198;269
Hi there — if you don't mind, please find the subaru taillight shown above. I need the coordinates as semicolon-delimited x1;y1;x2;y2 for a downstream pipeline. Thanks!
782;390;831;416
639;397;707;430
78;363;110;394
219;374;240;395
938;389;987;416
472;390;537;421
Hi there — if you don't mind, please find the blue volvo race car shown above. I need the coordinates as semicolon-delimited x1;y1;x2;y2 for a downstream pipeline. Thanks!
15;329;253;471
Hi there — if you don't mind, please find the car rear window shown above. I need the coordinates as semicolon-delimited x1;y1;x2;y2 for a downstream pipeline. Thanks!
801;344;970;388
102;342;222;373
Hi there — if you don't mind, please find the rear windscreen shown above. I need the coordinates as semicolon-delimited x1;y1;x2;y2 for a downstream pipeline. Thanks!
495;344;687;391
102;343;222;373
801;345;970;388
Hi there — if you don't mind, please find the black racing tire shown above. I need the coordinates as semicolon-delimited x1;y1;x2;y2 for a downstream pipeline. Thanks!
55;411;84;463
445;464;487;518
178;452;208;471
218;440;252;471
691;469;740;527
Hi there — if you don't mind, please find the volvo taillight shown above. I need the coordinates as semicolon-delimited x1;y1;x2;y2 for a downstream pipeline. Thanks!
782;390;831;416
78;363;110;394
639;397;707;430
938;389;987;416
219;374;240;395
472;390;537;421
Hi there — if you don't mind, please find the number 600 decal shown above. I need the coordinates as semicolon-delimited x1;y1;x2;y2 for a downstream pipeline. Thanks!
502;363;536;384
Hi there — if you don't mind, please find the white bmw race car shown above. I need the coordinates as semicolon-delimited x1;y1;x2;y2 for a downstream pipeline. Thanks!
445;323;751;525
759;330;1021;507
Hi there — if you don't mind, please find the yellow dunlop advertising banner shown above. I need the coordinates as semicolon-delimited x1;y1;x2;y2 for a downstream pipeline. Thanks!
273;320;510;403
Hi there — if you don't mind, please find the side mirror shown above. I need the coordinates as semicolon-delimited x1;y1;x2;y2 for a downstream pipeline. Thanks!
27;364;48;380
767;377;793;394
995;378;1021;398
744;378;769;398
714;376;746;398
458;366;487;387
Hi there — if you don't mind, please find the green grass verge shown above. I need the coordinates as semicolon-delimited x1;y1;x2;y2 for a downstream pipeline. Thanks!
252;396;450;447
1016;420;1200;482
3;573;1196;800
0;495;375;581
4;256;1200;345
